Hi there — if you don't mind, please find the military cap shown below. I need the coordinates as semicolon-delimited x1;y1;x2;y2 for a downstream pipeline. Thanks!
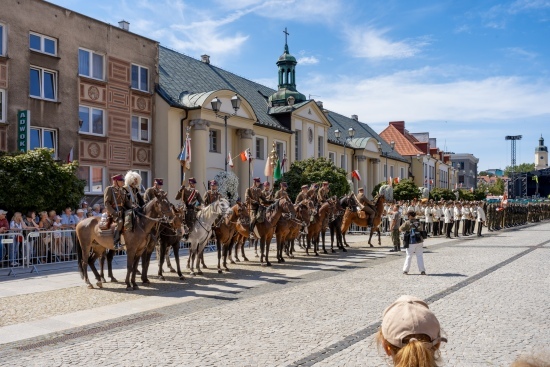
301;184;308;189
280;182;288;188
210;180;218;186
188;177;197;184
154;178;164;185
358;188;364;192
253;177;261;182
263;181;271;186
112;174;124;181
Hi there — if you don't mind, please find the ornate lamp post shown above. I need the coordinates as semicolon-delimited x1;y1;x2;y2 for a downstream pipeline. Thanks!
211;94;242;171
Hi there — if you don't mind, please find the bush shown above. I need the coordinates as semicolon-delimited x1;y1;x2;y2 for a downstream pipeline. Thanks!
281;157;350;199
430;188;456;201
372;181;386;199
0;149;85;214
458;189;475;201
393;179;421;201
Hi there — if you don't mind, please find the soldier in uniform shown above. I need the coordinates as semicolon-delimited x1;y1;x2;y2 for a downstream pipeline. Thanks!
144;178;165;203
245;177;271;233
274;182;290;200
203;180;222;206
124;171;145;208
103;174;132;249
356;187;376;227
317;181;330;204
175;177;204;233
295;184;309;204
262;181;274;201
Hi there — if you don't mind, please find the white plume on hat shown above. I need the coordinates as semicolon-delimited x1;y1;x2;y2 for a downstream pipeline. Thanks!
125;170;142;188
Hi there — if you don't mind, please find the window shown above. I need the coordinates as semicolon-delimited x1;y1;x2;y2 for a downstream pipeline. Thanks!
295;130;301;161
131;64;149;92
459;175;465;184
30;67;57;100
209;129;220;153
328;152;335;165
78;48;104;80
0;23;5;56
255;137;265;159
400;167;405;179
132;169;150;192
383;164;387;179
29;32;57;56
341;155;346;170
317;136;324;158
78;166;104;194
79;106;104;135
275;142;284;161
131;116;150;142
390;165;394;178
0;89;5;123
30;127;57;156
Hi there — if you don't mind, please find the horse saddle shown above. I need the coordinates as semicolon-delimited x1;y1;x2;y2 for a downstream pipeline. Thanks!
358;211;367;219
99;216;112;230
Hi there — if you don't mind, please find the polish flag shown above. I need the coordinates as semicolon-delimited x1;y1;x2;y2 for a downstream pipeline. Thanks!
240;150;248;162
67;147;74;163
351;170;361;181
228;152;234;168
394;177;400;184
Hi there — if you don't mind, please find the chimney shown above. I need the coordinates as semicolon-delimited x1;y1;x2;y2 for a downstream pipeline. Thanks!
389;121;405;134
201;54;210;64
315;101;323;108
351;114;358;121
118;20;130;31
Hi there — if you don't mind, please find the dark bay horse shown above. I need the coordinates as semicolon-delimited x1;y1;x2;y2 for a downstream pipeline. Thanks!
275;200;311;263
214;203;240;273
341;194;386;247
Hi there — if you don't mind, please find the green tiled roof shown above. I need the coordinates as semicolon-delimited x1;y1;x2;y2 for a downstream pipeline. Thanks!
158;46;290;132
325;111;409;163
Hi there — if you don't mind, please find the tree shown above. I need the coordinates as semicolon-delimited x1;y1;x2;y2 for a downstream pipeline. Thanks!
281;157;350;199
458;189;475;201
371;181;386;199
490;178;505;195
393;179;421;201
504;163;535;176
429;188;456;201
0;149;85;214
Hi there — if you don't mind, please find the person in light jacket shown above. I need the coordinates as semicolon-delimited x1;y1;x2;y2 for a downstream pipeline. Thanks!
476;203;486;237
400;211;426;275
444;202;454;238
453;202;461;238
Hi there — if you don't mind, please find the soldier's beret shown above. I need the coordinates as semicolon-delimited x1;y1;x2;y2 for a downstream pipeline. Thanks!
301;185;308;189
281;182;288;188
253;177;261;182
210;180;218;186
188;177;197;184
263;181;270;186
112;174;124;181
358;188;364;191
154;178;164;185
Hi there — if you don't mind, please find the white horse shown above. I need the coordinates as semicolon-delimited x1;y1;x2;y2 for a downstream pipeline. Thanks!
187;199;230;275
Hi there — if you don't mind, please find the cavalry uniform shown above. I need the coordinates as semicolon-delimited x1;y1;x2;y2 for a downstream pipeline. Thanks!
357;189;375;227
203;180;222;206
274;182;290;200
103;174;132;248
175;178;203;233
295;185;309;204
317;183;330;204
263;188;274;201
245;178;271;232
144;178;165;203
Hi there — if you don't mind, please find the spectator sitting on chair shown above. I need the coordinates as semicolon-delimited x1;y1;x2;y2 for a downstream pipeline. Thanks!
377;295;447;367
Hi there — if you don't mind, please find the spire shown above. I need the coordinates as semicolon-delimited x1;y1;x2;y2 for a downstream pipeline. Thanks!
283;27;290;54
540;134;544;146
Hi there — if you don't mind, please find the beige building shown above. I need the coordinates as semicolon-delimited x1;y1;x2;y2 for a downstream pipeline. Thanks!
0;0;158;202
155;42;410;201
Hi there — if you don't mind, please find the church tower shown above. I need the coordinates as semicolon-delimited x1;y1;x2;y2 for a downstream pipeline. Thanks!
535;135;548;170
268;28;307;107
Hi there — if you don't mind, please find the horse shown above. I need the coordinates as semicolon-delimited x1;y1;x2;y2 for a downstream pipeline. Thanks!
275;199;311;263
306;200;332;256
214;202;240;273
187;199;230;275
341;194;386;247
139;204;186;283
328;196;347;253
76;194;173;290
254;198;295;266
230;202;252;263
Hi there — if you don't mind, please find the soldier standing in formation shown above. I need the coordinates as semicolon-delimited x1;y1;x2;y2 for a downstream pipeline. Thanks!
203;180;222;205
245;177;271;233
356;187;375;227
144;178;165;203
175;177;203;233
274;182;290;200
103;174;132;249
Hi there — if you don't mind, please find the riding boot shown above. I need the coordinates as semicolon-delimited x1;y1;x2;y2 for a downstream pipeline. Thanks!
249;218;256;234
368;217;374;227
113;229;122;250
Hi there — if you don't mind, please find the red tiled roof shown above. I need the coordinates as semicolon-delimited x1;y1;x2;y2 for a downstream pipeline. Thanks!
380;124;424;156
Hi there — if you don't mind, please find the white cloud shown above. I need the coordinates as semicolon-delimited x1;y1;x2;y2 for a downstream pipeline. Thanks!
510;0;550;12
301;68;550;124
504;47;538;60
297;56;319;65
345;27;430;60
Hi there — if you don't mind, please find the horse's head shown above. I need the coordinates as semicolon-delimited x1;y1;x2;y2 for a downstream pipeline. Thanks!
279;198;296;219
295;200;311;222
212;198;231;216
170;203;185;230
148;192;174;220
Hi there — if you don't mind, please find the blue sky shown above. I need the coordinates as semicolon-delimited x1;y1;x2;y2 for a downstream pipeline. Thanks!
50;0;550;170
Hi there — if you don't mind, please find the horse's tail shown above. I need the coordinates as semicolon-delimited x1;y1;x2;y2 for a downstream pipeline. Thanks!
76;231;84;279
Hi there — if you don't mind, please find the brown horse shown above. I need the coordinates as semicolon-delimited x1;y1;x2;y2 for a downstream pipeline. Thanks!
306;201;332;256
254;198;295;266
76;194;173;290
274;200;311;263
214;203;240;273
341;194;386;247
230;202;252;263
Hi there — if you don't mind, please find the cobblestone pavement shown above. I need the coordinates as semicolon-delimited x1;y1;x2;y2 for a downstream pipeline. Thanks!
0;224;549;366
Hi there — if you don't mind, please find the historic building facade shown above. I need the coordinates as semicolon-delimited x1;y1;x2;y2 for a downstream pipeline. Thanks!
0;0;158;201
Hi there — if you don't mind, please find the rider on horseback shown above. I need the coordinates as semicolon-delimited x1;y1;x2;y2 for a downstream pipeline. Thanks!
274;182;290;200
262;181;274;201
295;184;309;204
203;180;222;205
245;177;271;234
144;178;165;202
175;177;203;235
356;187;375;227
103;174;132;249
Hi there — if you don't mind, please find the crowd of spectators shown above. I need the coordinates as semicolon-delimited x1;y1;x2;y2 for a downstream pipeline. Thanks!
0;202;106;268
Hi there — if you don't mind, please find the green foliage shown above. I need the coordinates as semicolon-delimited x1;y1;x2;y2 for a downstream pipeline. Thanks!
504;163;535;176
490;178;505;195
458;189;475;201
0;149;85;214
429;187;456;201
393;179;421;201
371;181;386;199
281;157;350;199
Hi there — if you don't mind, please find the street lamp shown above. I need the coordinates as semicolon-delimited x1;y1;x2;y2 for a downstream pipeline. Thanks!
377;140;395;182
334;127;355;170
211;94;242;171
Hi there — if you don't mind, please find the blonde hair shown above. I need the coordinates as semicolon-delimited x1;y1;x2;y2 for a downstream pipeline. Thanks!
11;212;22;222
510;355;550;367
376;330;442;367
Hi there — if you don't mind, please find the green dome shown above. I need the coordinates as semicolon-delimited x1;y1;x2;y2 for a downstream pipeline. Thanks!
268;88;307;106
278;51;296;63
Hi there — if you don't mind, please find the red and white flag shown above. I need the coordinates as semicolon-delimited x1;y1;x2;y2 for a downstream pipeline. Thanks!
240;150;248;162
394;177;400;184
351;169;361;181
228;152;234;168
67;147;74;163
